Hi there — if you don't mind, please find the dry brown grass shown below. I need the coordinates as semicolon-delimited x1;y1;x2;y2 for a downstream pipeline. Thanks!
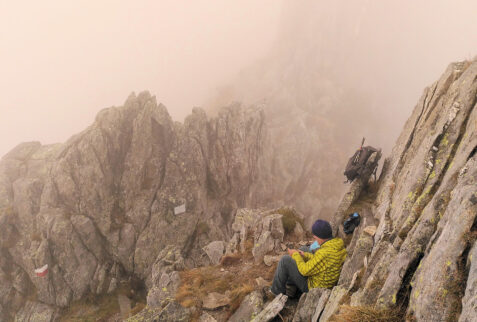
175;245;277;319
129;302;146;316
276;207;305;235
330;305;404;322
220;253;242;266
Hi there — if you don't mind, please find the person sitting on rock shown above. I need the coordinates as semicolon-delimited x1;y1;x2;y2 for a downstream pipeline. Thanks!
269;219;347;297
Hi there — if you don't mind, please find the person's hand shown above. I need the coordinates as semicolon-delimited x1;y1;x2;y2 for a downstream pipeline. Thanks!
298;250;305;256
287;248;298;256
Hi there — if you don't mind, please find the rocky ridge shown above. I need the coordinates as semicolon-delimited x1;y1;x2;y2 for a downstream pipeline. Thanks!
142;58;477;321
0;93;268;320
1;57;476;321
287;58;477;321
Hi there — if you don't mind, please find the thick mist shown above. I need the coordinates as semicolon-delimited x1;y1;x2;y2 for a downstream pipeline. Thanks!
0;0;283;157
1;0;476;158
210;0;477;154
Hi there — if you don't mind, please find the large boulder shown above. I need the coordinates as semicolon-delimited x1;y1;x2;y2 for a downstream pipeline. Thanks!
252;214;285;263
292;287;331;322
229;291;264;322
313;59;477;321
203;241;225;265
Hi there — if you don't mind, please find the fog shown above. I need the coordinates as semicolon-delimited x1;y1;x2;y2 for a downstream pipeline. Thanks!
1;0;476;157
0;0;283;156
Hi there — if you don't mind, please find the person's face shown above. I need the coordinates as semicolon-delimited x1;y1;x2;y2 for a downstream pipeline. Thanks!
313;235;323;245
313;235;326;245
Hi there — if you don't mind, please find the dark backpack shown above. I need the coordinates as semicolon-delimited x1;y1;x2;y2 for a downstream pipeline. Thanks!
344;145;378;183
343;212;361;234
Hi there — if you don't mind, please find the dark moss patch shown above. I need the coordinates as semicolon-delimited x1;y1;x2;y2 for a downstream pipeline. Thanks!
197;221;210;235
275;207;305;235
59;281;146;321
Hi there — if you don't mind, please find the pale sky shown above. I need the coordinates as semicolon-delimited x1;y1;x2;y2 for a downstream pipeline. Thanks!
0;0;283;156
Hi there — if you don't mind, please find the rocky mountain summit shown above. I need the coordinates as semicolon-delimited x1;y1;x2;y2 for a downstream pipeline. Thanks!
1;57;476;322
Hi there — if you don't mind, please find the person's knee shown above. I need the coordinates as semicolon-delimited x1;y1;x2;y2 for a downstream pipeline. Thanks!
279;255;293;266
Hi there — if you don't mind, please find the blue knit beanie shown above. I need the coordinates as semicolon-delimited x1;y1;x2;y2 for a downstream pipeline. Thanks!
312;219;332;239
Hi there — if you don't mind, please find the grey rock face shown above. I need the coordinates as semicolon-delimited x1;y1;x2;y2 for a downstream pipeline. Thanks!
319;286;348;322
338;229;373;288
287;58;477;322
229;291;264;322
14;301;58;322
252;214;285;263
203;241;225;265
0;94;265;320
460;242;477;322
146;271;181;308
292;287;330;322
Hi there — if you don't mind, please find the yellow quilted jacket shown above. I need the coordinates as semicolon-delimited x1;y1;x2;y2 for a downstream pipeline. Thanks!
292;238;347;289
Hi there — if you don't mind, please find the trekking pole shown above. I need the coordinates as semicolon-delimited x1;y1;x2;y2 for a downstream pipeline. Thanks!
353;137;366;163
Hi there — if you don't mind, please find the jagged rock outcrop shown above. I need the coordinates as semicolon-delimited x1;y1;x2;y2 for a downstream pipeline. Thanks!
203;241;225;265
284;58;477;321
0;93;266;321
1;54;476;321
228;291;264;322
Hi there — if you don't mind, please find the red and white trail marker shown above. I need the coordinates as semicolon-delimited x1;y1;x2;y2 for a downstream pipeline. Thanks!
34;264;48;277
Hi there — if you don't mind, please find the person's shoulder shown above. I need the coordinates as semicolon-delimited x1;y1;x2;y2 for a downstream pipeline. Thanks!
328;237;345;250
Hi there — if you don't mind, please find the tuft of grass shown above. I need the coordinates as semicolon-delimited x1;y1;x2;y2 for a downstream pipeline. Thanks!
197;221;210;235
330;305;404;322
275;207;305;235
30;231;42;242
229;284;255;312
220;253;242;266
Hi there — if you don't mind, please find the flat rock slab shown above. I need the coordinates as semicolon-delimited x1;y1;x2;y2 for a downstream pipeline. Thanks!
229;291;264;322
203;292;230;310
251;293;288;322
363;225;377;236
264;255;281;266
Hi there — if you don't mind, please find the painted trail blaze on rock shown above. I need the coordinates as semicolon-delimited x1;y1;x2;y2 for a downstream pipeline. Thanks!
174;203;186;215
34;264;48;277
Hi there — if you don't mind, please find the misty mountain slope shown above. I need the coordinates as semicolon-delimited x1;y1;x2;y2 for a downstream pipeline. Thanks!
206;1;406;225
